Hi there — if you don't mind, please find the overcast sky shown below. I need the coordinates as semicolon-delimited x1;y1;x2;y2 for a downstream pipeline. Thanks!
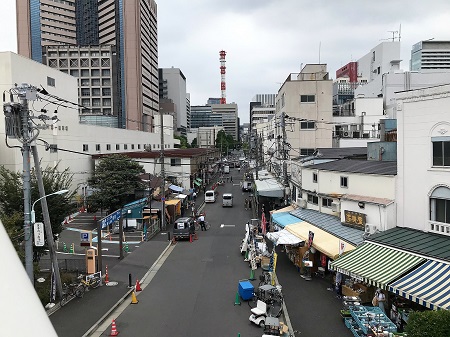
2;1;450;123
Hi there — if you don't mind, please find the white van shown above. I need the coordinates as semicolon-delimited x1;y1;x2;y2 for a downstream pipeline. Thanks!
205;190;216;203
222;193;233;207
223;165;230;174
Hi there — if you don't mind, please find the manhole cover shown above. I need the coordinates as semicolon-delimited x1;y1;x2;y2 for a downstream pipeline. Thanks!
106;281;118;286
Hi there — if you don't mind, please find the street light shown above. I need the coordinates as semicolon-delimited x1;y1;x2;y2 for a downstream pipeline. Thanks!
31;189;69;224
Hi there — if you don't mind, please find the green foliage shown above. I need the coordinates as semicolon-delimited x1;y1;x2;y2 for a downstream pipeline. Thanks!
174;135;191;149
0;164;76;262
87;154;145;212
191;137;198;148
215;130;235;154
406;310;450;337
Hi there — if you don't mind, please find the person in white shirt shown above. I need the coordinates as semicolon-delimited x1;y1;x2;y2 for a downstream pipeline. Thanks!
375;288;386;313
198;214;206;231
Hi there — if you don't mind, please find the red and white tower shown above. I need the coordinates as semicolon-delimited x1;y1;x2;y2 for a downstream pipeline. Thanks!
219;50;227;104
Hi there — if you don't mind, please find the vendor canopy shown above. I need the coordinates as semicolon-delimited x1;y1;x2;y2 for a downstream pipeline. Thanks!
286;222;355;259
266;229;304;246
169;184;183;192
388;260;450;310
330;242;425;289
254;179;284;198
271;212;302;229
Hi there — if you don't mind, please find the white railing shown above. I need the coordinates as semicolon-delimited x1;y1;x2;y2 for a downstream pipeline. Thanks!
429;221;450;236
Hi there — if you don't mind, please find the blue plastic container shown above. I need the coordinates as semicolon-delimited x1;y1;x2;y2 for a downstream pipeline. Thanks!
238;280;254;301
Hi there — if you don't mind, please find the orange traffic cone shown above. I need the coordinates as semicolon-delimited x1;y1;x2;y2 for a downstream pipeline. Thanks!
135;279;142;292
194;232;198;240
131;291;139;304
109;319;119;336
105;265;109;284
189;234;193;243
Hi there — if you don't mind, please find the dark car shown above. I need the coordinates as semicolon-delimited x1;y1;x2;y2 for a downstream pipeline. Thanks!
173;217;195;240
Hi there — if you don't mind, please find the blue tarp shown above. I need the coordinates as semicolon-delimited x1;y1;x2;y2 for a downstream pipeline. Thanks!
169;184;183;192
271;212;301;229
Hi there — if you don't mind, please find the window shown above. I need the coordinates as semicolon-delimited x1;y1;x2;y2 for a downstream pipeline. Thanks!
106;144;111;151
430;187;450;225
83;144;88;152
124;144;128;150
307;194;318;205
95;144;100;151
340;176;348;188
59;59;68;68
313;172;318;183
102;98;111;106
300;121;315;129
81;88;90;96
92;88;100;96
300;95;315;103
101;58;110;67
92;98;101;106
116;144;120;150
170;158;181;166
47;76;55;87
102;78;111;86
322;198;333;207
70;59;78;67
91;58;99;67
70;69;79;77
300;148;315;156
137;144;141;150
91;78;101;86
102;69;110;76
432;140;450;166
49;59;57;68
91;69;100;76
80;69;89;77
131;144;135;150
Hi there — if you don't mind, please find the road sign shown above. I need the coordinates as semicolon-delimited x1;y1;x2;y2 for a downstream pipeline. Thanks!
161;197;165;201
34;222;45;247
80;231;91;247
100;209;121;229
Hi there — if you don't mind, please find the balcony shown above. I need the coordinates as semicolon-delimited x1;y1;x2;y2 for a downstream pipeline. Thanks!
429;220;450;236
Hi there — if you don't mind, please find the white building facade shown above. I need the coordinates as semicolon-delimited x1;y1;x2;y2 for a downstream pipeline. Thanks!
0;52;175;192
396;84;450;235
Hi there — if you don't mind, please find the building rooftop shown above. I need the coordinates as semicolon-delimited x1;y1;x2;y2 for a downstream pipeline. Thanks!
314;147;367;160
368;227;450;262
307;159;397;175
92;148;219;159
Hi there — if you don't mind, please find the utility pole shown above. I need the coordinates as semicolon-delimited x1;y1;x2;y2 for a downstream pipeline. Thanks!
18;85;33;282
255;131;259;180
281;112;289;205
31;146;63;297
160;109;166;233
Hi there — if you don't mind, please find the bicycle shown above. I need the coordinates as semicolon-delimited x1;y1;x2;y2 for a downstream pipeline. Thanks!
60;282;84;306
76;274;101;297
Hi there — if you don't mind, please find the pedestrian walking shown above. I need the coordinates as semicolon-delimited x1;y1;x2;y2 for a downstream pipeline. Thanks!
192;191;197;200
191;203;196;217
198;214;206;231
230;176;233;182
245;198;248;210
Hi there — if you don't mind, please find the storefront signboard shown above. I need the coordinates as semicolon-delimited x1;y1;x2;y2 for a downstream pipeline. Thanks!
344;210;366;229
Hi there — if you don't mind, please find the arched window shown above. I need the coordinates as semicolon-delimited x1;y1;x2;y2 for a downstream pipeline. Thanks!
430;186;450;224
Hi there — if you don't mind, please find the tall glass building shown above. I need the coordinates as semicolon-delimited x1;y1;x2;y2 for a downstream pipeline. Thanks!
17;0;159;131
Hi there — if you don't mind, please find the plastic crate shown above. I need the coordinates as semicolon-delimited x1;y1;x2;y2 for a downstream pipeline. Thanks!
344;317;354;329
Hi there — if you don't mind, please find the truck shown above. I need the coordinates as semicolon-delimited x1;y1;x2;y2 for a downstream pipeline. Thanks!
242;181;252;191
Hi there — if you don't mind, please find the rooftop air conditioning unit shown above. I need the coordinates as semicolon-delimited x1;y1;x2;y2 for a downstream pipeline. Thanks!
298;199;307;209
364;224;378;235
342;131;351;138
331;202;340;213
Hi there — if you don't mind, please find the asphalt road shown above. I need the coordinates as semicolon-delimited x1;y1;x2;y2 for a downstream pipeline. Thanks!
50;167;352;336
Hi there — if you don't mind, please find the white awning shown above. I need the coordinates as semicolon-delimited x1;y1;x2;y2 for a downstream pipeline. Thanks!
266;229;304;246
254;179;284;198
169;184;183;192
175;194;188;199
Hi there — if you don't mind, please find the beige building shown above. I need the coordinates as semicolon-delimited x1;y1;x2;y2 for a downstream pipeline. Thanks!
16;0;159;131
275;64;333;157
210;103;238;140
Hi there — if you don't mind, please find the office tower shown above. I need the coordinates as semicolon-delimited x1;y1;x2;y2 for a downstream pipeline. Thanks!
159;68;188;135
16;0;159;131
411;40;450;71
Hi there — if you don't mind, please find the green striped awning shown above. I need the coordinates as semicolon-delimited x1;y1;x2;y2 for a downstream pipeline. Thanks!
330;242;425;289
194;180;201;187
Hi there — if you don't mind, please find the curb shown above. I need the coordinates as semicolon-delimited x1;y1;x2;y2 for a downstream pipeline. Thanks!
81;241;173;337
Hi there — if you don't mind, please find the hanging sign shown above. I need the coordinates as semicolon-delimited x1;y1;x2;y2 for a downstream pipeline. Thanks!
34;222;45;246
308;231;314;248
339;240;346;256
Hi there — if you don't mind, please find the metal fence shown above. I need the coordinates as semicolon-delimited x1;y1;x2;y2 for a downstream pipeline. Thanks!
39;257;86;273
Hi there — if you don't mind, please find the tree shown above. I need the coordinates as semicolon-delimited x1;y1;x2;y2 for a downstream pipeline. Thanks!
191;137;198;148
174;135;191;149
87;154;145;213
215;130;236;155
0;164;76;261
406;310;450;337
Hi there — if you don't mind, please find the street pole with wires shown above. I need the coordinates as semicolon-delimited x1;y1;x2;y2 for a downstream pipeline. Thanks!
160;109;166;234
281;112;289;205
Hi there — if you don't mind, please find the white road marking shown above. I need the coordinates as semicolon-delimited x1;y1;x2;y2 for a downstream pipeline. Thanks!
220;224;235;228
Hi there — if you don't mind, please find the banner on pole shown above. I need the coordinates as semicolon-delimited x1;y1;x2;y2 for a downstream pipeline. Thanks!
339;240;346;256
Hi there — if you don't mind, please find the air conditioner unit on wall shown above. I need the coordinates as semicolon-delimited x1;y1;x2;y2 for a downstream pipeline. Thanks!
298;199;307;209
331;202;340;213
364;224;378;235
342;131;351;138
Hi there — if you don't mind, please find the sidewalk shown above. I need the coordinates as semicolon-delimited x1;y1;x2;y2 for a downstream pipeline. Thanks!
49;239;170;337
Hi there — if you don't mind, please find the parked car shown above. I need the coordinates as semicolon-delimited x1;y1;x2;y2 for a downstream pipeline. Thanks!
173;217;195;240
